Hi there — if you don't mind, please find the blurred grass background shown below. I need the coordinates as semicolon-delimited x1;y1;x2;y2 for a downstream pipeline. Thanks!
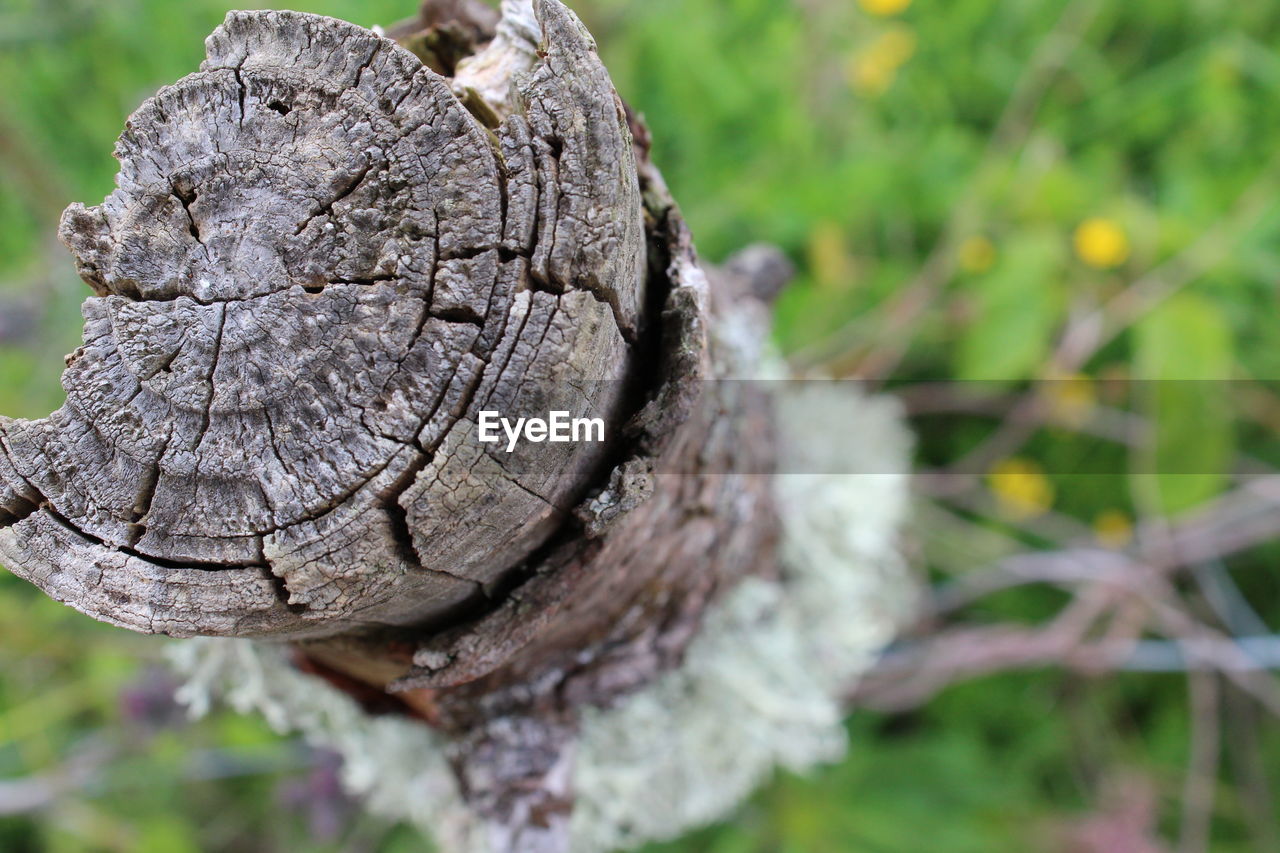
3;0;1280;850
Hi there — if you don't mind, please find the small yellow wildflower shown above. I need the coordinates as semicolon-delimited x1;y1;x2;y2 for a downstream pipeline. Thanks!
846;26;917;96
988;458;1054;521
1042;372;1095;429
859;0;912;16
1093;510;1133;548
807;221;855;290
958;235;996;274
1074;218;1130;269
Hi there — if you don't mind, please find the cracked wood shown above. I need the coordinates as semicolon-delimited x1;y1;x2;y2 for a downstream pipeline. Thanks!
0;5;646;640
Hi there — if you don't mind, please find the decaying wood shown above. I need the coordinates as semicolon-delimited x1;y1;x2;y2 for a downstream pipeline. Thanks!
0;1;784;846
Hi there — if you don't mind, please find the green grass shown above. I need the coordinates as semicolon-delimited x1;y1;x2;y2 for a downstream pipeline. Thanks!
3;0;1280;850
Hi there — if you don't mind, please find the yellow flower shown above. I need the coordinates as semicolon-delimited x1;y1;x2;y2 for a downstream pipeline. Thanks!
958;235;996;274
987;458;1054;521
859;0;912;16
846;26;916;96
1074;218;1130;269
1041;372;1095;429
849;55;895;96
1093;510;1133;548
808;221;855;290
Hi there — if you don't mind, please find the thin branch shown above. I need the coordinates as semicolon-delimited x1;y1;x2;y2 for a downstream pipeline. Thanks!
1177;671;1219;853
1052;151;1280;375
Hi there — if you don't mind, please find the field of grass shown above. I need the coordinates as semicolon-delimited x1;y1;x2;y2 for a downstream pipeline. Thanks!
3;0;1280;850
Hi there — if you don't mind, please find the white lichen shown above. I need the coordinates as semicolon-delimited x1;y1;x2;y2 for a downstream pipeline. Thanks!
570;383;914;851
170;378;913;853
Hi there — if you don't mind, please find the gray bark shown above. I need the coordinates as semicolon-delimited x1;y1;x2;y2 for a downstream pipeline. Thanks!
0;1;786;846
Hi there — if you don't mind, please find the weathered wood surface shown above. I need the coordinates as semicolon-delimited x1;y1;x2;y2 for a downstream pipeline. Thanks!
1;2;786;846
1;2;651;639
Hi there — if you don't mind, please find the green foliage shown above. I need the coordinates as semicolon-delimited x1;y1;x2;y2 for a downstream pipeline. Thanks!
1133;293;1235;515
955;230;1064;382
2;0;1280;850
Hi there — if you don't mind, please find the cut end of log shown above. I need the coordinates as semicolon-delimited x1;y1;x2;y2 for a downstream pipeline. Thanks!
1;4;649;640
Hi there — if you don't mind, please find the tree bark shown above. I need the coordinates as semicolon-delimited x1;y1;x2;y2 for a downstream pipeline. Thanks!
0;1;788;847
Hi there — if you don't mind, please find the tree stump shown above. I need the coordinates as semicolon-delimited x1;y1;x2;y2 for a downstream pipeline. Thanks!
1;2;913;850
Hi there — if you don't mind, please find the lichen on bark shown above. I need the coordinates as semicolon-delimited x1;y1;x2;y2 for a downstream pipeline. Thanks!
0;2;913;850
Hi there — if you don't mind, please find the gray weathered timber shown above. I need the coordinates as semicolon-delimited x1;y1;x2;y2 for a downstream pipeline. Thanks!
2;2;786;848
0;3;646;639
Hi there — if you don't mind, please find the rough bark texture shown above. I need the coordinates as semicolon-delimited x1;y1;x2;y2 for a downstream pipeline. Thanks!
0;1;785;847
